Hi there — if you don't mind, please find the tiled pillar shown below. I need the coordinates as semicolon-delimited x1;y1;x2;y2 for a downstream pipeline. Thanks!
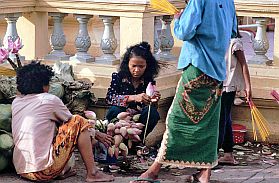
120;16;154;56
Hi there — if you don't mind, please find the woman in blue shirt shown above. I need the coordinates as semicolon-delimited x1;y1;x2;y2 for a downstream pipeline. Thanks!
131;1;237;183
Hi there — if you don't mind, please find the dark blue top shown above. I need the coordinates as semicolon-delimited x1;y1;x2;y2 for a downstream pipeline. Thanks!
106;72;154;109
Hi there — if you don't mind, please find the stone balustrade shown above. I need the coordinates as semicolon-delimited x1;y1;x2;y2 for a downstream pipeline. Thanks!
0;0;277;66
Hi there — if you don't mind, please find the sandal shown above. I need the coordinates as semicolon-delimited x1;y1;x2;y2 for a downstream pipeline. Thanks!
218;158;239;166
130;177;160;183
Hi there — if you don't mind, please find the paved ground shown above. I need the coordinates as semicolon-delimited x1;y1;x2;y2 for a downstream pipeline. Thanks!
1;142;279;183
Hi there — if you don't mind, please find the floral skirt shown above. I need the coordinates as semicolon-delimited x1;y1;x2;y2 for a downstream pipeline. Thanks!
20;115;91;181
156;65;222;168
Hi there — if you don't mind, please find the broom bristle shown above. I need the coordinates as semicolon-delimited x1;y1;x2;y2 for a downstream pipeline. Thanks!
249;100;271;142
150;0;179;15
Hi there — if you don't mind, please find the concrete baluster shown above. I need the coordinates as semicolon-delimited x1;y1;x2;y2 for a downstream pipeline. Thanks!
249;17;271;65
154;16;162;55
4;13;25;62
45;13;69;61
157;15;176;61
70;14;94;63
96;16;119;65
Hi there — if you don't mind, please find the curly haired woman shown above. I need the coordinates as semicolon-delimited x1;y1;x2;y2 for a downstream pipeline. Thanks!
12;61;114;182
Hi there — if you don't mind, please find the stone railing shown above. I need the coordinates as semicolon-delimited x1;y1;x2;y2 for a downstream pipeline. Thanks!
0;0;278;66
235;0;279;65
0;0;185;63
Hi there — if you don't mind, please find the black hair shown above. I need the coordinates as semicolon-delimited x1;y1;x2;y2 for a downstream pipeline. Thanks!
16;61;54;95
119;41;160;82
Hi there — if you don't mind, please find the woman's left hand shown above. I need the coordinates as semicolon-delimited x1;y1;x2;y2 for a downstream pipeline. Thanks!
245;88;252;102
151;91;161;102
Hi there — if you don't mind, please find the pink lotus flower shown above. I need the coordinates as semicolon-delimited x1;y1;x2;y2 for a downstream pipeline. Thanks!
146;82;156;96
84;110;97;120
0;47;9;64
4;37;23;54
12;37;23;53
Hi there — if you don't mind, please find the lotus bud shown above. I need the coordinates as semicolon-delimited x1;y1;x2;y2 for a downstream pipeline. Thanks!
146;82;155;96
84;110;97;120
0;48;9;64
11;37;23;53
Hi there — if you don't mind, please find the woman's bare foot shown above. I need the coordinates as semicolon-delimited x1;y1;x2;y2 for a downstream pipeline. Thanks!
86;170;114;182
195;169;211;183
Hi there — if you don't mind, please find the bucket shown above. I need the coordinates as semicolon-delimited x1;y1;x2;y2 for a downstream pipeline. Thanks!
232;124;247;144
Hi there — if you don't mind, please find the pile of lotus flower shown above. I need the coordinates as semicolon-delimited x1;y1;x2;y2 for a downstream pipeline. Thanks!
84;110;145;159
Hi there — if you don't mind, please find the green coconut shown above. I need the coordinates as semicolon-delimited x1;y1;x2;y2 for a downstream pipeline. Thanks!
48;82;64;99
0;132;14;150
0;104;12;132
0;153;9;172
0;118;12;132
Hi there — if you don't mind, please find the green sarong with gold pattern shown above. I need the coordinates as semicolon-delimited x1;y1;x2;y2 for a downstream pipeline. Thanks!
156;65;222;168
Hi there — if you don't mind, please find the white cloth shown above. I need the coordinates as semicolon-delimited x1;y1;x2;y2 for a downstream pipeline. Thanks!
12;93;72;174
223;38;245;92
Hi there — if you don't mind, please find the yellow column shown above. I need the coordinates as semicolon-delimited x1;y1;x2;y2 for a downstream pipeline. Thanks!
17;12;49;60
120;15;154;56
274;17;279;66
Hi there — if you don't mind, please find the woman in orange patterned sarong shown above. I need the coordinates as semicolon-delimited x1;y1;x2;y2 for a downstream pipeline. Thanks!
12;61;114;182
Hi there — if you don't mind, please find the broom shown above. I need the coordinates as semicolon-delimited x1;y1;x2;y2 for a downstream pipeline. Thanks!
150;0;179;15
248;100;271;142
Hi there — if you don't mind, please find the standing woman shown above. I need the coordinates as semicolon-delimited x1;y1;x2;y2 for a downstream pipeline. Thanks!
106;42;161;138
218;27;252;165
131;0;237;183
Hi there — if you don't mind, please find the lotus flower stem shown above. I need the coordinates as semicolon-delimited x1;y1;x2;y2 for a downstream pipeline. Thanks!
7;58;18;70
143;102;151;144
15;54;22;68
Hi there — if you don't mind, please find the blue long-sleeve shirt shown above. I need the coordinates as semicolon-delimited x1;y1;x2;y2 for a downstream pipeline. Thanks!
174;0;237;81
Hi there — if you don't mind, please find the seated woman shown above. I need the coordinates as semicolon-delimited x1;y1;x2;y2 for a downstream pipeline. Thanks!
12;61;114;182
106;42;161;139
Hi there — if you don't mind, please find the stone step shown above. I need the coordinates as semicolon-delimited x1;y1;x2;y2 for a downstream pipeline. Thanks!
248;64;279;78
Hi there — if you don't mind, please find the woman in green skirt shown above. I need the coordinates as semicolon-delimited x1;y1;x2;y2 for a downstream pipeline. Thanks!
130;0;237;182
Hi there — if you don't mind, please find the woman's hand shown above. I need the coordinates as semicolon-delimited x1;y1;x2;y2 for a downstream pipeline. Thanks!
151;91;161;103
174;9;184;19
95;131;114;148
134;93;151;104
245;87;252;102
